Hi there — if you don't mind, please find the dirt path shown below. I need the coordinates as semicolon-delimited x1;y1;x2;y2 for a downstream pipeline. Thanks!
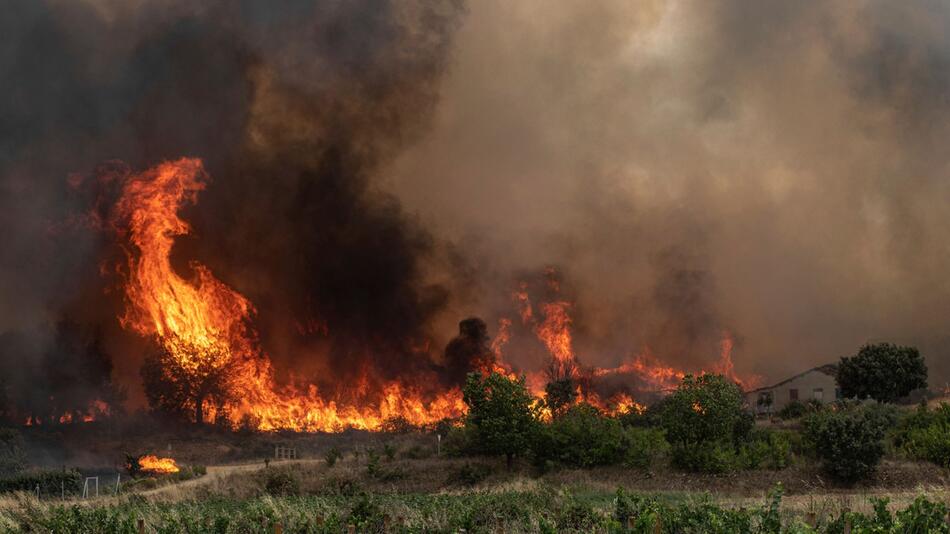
139;458;324;498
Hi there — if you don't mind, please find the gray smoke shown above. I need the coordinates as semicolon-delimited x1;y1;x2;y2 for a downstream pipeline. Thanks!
389;0;950;384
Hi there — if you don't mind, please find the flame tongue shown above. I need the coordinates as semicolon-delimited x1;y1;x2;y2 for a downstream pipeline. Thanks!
113;158;254;370
111;158;463;432
109;158;756;432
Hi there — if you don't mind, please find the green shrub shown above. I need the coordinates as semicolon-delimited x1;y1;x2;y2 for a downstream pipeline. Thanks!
463;372;540;469
621;427;669;469
324;446;343;467
777;400;809;419
670;441;739;473
660;374;749;473
442;425;475;457
898;404;950;467
738;429;792;470
383;443;397;461
804;407;885;483
532;404;626;468
366;449;381;477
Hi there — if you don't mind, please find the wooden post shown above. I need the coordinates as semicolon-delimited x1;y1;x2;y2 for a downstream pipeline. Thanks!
383;514;390;533
653;515;662;534
137;518;145;534
274;521;283;534
805;512;816;527
315;515;324;526
625;515;634;530
347;524;356;534
843;516;851;534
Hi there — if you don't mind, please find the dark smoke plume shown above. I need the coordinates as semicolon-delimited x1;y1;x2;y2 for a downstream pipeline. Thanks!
0;0;467;411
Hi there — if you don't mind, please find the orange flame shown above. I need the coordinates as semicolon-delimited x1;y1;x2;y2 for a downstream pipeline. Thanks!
138;455;179;474
110;159;464;432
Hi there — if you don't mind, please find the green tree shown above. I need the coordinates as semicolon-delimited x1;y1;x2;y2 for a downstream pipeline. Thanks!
804;407;886;483
660;374;749;472
837;343;927;403
544;377;578;417
462;372;539;470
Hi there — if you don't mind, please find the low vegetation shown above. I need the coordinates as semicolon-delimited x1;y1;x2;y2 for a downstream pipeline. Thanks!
4;484;950;533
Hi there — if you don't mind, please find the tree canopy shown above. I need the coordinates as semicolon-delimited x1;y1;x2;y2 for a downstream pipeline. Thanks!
462;372;539;469
660;374;747;447
837;343;927;403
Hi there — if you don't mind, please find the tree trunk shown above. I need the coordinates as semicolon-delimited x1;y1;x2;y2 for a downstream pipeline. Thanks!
194;395;204;425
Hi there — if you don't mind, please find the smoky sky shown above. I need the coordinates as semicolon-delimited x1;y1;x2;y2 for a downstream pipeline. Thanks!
5;0;950;415
0;0;467;409
390;0;950;384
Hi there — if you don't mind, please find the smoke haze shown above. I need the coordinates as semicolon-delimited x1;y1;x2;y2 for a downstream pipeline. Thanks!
390;0;950;383
3;0;950;419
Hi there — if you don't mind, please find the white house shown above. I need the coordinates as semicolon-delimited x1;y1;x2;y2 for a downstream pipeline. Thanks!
746;364;840;414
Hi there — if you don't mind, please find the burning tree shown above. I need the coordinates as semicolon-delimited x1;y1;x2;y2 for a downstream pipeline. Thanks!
141;336;235;425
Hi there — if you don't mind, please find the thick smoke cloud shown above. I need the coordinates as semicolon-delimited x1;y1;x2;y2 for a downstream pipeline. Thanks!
5;0;950;419
0;0;467;413
390;0;950;383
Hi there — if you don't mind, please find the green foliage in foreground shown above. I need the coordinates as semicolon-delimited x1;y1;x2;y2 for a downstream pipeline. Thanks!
2;485;949;533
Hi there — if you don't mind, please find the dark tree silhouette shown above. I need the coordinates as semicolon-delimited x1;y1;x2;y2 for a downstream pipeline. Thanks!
837;343;928;403
141;337;234;425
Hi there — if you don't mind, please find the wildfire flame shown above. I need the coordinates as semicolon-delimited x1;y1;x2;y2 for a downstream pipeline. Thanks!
138;455;180;474
105;158;757;432
110;159;464;432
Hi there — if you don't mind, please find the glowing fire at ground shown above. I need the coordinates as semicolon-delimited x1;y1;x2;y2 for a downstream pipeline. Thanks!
106;158;756;432
137;455;179;474
110;158;463;432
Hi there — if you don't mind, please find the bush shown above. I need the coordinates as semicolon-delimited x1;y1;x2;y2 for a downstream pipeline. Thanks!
621;427;669;469
804;407;885;483
777;400;814;420
660;374;749;472
0;469;82;498
262;471;299;496
462;372;540;469
532;404;625;468
898;403;950;466
324;446;343;467
383;443;397;461
738;429;792;470
670;442;739;473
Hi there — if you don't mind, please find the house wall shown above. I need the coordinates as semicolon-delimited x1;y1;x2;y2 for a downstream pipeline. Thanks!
747;370;839;413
